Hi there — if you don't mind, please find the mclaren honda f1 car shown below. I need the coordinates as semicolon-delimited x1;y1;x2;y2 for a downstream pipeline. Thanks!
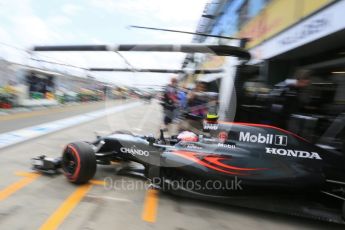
32;119;345;224
31;42;344;223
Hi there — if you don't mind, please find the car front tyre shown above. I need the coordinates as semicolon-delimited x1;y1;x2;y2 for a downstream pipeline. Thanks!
62;142;97;184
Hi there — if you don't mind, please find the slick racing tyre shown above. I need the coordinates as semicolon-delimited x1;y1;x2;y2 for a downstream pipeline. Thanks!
62;142;97;184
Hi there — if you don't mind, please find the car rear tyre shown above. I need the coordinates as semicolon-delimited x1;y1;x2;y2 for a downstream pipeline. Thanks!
62;141;96;184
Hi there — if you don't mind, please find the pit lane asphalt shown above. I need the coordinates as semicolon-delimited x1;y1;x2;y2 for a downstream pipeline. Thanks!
0;100;133;134
0;100;343;230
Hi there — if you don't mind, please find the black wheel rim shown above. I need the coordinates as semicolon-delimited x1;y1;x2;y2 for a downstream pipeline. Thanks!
62;148;78;175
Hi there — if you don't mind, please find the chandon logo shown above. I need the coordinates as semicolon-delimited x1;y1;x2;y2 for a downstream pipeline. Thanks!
266;147;322;160
120;146;149;156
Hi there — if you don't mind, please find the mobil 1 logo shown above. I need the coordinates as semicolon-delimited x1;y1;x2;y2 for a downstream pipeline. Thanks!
274;135;287;146
239;132;287;146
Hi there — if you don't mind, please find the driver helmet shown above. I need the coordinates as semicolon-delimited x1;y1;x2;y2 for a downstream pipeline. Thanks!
177;131;198;142
206;113;219;122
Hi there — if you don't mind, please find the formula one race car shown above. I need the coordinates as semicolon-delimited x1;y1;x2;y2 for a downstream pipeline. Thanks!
32;120;345;224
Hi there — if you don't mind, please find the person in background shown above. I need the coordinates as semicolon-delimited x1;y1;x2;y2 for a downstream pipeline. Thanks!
179;81;208;132
175;87;188;120
178;87;188;110
188;81;208;117
161;77;179;132
271;69;312;129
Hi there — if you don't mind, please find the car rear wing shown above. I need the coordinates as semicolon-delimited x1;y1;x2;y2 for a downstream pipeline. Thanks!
32;44;250;60
88;68;223;74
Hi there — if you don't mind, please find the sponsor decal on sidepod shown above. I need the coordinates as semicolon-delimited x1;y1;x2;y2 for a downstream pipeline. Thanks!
186;144;203;150
266;147;322;160
218;143;236;149
239;132;287;146
120;146;149;156
218;131;228;142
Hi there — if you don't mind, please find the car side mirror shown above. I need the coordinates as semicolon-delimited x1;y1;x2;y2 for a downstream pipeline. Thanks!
159;129;166;145
146;135;155;146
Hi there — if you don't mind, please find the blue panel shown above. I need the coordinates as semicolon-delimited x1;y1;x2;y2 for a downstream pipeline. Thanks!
248;0;267;17
210;0;269;36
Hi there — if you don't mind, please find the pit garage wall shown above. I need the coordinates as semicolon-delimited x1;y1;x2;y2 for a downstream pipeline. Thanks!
245;0;345;84
238;0;335;50
190;0;339;119
248;0;345;64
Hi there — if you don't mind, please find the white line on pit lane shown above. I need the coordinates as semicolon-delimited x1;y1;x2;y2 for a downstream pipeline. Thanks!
86;194;132;202
0;102;141;149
